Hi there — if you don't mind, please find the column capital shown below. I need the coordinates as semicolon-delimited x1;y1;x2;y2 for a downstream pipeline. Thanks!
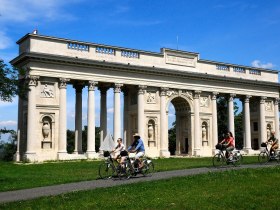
260;96;267;104
138;85;147;94
274;98;279;106
88;81;98;91
244;95;251;103
73;82;85;93
226;93;236;101
193;90;201;99
59;78;70;89
211;92;219;100
114;83;123;93
160;87;169;96
27;75;39;86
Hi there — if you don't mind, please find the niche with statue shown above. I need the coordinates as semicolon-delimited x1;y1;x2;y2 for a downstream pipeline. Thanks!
41;115;53;149
148;119;156;147
202;121;208;146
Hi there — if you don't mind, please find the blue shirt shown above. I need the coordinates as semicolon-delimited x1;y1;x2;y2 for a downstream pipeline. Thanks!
128;138;145;152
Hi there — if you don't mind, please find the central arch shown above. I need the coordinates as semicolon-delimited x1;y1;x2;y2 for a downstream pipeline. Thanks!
168;96;192;156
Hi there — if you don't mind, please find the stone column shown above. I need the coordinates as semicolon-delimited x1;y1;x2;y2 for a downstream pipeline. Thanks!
138;85;146;140
211;92;218;154
194;91;201;156
58;78;69;158
228;93;236;137
87;81;98;158
99;87;108;152
114;83;123;143
259;96;267;148
73;83;84;154
244;95;252;152
123;88;128;147
25;76;39;161
175;114;180;155
274;98;279;139
160;87;170;157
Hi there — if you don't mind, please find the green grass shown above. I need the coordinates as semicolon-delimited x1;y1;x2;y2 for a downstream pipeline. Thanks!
1;166;279;210
0;156;258;192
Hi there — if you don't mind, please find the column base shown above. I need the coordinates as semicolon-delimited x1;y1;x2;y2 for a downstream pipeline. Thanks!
193;149;201;157
242;148;255;155
160;150;170;158
24;152;38;162
13;152;21;162
86;151;99;159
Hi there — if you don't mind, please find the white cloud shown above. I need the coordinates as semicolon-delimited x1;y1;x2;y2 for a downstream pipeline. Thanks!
0;31;12;49
107;107;114;113
0;0;79;24
0;120;17;126
251;60;275;69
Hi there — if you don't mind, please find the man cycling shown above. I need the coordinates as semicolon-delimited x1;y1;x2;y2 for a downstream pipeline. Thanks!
266;131;279;155
127;133;145;169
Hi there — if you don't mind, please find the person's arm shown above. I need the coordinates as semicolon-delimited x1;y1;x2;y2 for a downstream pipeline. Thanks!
220;139;225;144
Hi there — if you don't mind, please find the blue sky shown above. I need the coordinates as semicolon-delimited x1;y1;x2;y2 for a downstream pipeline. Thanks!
0;0;279;140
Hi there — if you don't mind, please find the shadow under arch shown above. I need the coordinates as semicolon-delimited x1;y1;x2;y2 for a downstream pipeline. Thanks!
167;95;193;156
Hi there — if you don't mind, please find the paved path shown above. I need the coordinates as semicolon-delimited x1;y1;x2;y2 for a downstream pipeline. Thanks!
0;163;278;203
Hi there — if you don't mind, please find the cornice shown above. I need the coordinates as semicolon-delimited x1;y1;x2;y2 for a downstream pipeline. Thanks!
10;52;280;89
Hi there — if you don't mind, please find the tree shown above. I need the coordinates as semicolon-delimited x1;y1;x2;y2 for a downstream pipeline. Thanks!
168;121;176;155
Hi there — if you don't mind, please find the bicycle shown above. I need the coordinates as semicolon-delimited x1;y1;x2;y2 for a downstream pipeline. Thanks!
98;151;123;179
258;142;280;164
124;152;155;178
213;144;243;167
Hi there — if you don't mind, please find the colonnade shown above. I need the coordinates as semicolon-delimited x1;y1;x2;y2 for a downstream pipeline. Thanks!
25;76;279;160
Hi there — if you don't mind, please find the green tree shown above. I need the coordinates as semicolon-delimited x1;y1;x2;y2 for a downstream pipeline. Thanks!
168;121;176;155
67;126;101;153
0;130;17;161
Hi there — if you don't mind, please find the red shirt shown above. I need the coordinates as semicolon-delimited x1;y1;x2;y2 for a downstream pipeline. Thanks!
222;136;235;147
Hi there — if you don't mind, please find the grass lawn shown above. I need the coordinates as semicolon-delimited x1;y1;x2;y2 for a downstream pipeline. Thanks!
0;156;258;192
0;166;279;210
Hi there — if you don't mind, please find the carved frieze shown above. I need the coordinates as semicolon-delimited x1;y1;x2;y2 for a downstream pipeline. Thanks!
200;97;209;107
265;101;273;111
146;92;156;104
41;83;54;98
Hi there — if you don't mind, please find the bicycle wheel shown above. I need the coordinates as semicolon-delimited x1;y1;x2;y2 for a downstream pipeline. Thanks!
213;154;224;167
142;161;155;176
258;152;269;164
98;162;115;179
233;154;243;166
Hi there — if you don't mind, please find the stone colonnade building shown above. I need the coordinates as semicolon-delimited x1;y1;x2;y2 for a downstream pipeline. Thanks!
11;33;280;162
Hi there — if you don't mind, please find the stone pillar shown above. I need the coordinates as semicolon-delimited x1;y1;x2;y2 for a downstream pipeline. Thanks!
160;87;170;157
211;92;218;154
123;88;128;146
114;83;123;143
25;76;39;161
228;93;236;137
259;96;267;148
138;85;146;140
87;81;98;158
73;83;84;154
175;114;180;155
58;78;69;157
244;95;252;152
99;87;108;152
274;98;279;139
194;91;201;156
14;95;23;161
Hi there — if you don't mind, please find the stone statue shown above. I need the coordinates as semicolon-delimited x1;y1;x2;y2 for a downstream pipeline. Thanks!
42;121;50;140
148;124;154;140
41;84;54;98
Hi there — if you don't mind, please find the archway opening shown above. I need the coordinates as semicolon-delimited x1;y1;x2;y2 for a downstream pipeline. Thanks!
168;97;191;155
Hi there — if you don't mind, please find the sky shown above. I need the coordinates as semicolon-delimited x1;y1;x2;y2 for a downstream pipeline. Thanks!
0;0;280;141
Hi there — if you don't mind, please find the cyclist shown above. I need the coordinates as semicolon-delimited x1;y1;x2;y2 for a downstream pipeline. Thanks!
266;131;279;156
127;133;145;169
219;131;235;159
112;138;125;161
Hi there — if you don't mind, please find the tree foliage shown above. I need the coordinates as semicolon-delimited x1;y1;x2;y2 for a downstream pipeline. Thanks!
67;126;101;153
